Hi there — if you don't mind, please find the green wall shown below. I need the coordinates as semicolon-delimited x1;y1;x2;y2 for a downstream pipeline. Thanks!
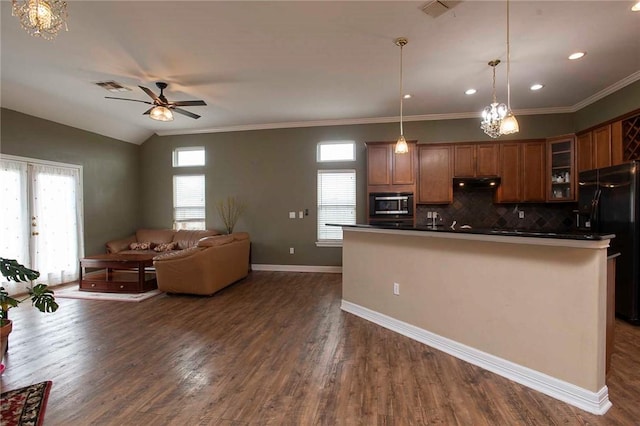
0;108;141;256
140;113;576;266
574;79;640;132
2;79;638;267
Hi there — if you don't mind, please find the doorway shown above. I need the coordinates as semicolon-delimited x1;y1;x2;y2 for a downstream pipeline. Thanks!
1;156;84;295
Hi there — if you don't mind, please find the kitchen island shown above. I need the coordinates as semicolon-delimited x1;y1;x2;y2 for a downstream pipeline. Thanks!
339;224;614;415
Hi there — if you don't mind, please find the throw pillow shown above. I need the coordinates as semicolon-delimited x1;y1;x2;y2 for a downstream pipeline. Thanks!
129;242;153;250
154;242;177;252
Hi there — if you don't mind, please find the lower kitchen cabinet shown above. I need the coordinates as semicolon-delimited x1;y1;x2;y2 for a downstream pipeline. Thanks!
495;140;545;203
418;144;453;204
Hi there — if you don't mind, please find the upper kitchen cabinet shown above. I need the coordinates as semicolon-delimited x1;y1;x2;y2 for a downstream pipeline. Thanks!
576;122;624;173
366;141;417;192
495;140;546;203
418;144;453;204
453;143;499;177
547;135;576;202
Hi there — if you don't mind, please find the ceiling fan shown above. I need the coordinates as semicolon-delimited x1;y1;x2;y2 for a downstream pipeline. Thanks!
105;82;206;121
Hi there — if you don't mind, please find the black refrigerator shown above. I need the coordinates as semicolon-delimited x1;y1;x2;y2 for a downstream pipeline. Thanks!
578;161;640;324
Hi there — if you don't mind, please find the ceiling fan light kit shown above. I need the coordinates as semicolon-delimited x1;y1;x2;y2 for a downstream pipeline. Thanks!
12;0;68;40
149;106;174;122
105;81;207;122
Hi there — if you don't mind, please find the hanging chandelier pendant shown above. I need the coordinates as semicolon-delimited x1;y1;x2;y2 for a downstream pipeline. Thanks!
394;37;409;154
12;0;69;40
481;60;507;139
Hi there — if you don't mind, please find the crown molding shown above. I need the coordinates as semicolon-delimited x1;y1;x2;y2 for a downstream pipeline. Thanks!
156;72;640;137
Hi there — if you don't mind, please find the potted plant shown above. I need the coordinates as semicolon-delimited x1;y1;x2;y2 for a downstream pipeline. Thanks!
216;196;247;234
1;257;59;361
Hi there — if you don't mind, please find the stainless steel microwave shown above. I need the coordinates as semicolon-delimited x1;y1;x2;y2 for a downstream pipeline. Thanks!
369;192;414;216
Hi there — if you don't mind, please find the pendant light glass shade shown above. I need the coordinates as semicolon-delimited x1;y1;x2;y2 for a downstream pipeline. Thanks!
395;135;409;154
394;37;409;154
149;106;174;122
500;112;519;134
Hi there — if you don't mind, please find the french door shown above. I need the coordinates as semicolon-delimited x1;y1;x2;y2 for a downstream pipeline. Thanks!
0;156;84;295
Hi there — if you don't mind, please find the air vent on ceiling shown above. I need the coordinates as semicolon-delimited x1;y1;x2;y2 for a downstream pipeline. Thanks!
95;81;131;92
421;1;462;18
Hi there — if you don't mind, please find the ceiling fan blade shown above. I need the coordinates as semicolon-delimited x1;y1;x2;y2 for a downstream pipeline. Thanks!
142;107;154;115
105;96;153;105
139;86;161;103
171;100;207;107
172;107;201;119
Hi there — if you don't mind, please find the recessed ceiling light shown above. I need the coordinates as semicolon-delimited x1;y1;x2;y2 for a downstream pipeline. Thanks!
465;88;477;95
568;52;586;60
403;94;412;99
530;84;544;91
632;2;640;12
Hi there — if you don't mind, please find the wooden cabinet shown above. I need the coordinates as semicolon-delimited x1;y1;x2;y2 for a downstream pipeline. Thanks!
453;143;498;177
366;141;416;191
547;135;576;202
418;145;453;204
576;122;624;173
495;140;545;203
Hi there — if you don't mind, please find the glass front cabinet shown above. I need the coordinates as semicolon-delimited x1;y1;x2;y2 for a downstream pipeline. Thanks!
546;134;576;202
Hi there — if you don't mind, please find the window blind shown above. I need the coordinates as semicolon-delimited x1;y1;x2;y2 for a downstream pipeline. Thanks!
173;175;205;229
317;169;356;241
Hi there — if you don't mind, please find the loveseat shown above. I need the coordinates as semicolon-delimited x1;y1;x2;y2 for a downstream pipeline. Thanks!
105;229;221;255
153;232;251;296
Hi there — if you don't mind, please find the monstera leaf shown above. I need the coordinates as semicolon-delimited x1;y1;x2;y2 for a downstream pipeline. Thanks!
0;258;40;282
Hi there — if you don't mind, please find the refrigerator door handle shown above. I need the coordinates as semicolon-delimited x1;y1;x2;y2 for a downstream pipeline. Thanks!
591;188;602;227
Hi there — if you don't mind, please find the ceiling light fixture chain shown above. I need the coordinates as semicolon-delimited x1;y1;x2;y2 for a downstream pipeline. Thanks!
394;37;409;154
12;0;68;40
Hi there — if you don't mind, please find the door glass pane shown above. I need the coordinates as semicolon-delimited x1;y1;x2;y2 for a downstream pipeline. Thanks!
0;159;29;268
32;164;80;284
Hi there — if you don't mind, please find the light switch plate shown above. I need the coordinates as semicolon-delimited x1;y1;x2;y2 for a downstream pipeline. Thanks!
289;211;296;219
299;211;304;219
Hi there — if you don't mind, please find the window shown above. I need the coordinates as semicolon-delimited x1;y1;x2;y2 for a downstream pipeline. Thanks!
173;147;205;167
173;175;205;230
317;141;356;162
317;169;356;244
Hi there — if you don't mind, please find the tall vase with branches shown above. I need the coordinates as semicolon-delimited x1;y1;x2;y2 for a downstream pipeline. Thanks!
216;196;246;235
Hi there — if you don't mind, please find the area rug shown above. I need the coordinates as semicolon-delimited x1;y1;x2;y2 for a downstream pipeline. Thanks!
55;287;162;302
1;380;52;426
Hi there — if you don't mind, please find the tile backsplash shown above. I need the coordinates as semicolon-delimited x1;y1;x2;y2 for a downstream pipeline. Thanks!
416;188;576;231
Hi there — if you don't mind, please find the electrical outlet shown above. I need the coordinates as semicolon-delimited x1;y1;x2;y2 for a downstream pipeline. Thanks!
427;212;433;219
519;211;525;219
289;247;295;254
393;282;400;295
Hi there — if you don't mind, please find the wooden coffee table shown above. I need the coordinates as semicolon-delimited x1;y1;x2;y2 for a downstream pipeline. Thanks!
79;253;157;293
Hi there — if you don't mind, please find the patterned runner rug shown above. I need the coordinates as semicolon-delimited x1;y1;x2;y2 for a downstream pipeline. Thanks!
1;381;52;426
55;287;162;302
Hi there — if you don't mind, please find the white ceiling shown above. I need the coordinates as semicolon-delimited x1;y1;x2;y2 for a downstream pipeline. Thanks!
1;1;639;144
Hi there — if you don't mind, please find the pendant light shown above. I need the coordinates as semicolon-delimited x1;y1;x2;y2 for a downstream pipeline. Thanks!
481;59;507;139
394;37;409;154
499;0;519;135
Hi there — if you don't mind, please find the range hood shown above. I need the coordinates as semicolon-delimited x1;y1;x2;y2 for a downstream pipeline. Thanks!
453;176;501;189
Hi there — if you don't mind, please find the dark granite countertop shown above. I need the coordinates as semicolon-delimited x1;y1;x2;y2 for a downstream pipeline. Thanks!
335;223;615;241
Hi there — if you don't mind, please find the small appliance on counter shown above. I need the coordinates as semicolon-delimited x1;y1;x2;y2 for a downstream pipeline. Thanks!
578;161;640;324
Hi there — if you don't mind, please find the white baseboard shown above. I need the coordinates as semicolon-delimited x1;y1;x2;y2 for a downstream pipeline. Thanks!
341;300;612;416
251;264;342;273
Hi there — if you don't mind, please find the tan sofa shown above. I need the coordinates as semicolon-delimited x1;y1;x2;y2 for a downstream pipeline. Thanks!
153;232;251;296
105;229;220;255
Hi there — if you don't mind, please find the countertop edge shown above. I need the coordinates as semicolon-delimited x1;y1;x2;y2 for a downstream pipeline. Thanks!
339;225;612;249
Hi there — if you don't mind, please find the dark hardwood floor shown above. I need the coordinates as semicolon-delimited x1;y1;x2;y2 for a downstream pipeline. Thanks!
1;271;639;425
